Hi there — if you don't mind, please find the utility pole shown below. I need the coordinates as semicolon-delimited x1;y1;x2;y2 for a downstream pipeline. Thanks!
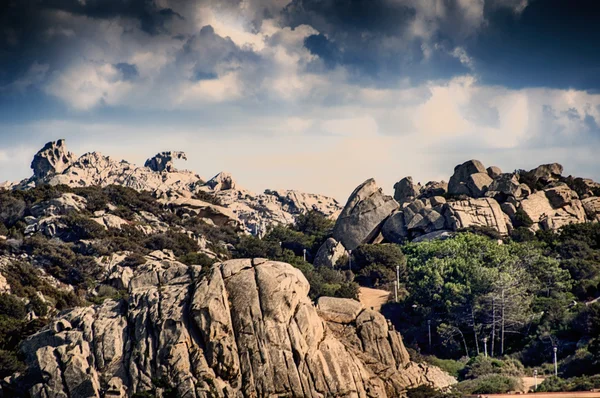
395;265;400;302
428;320;432;351
348;250;352;271
501;289;505;355
483;337;488;357
303;248;306;262
553;346;558;377
533;369;538;391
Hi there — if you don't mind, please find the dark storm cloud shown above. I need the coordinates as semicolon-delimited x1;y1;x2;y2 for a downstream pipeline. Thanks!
280;0;600;90
180;25;262;81
466;0;600;90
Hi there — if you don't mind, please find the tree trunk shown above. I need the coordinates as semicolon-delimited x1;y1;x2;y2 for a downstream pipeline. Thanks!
491;296;495;357
501;289;505;355
457;328;470;358
472;306;480;355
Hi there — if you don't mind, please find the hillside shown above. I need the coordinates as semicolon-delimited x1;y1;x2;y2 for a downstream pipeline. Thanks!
0;140;600;397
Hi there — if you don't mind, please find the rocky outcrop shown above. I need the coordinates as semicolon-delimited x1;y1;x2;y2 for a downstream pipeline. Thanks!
394;177;421;204
313;237;346;268
487;166;502;179
13;140;342;237
583;197;600;222
31;139;75;180
529;163;563;185
445;198;511;234
448;160;488;196
333;179;399;250
16;256;455;397
520;189;587;230
203;172;236;191
144;151;187;172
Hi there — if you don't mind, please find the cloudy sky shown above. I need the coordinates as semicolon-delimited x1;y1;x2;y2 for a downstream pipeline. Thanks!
1;0;599;200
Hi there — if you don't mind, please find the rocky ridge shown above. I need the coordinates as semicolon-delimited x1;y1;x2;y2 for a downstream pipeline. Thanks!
6;140;341;236
321;159;600;259
11;254;454;397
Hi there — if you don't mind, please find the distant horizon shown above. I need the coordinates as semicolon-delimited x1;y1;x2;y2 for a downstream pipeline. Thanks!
2;0;600;200
2;137;598;203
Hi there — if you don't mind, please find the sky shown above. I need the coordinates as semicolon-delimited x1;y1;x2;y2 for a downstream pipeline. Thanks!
1;0;600;200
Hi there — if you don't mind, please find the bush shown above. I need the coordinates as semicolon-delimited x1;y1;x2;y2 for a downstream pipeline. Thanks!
0;349;24;379
0;295;26;319
462;355;524;379
356;263;396;288
63;213;107;241
178;252;216;267
510;226;536;242
425;356;466;378
513;205;534;228
194;191;223;206
353;244;406;278
455;374;522;395
121;253;147;268
143;231;199;257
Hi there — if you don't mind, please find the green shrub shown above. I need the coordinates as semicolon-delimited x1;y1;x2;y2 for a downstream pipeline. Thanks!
178;252;216;267
193;191;223;206
63;213;107;240
0;295;26;319
356;263;396;288
121;253;147;268
462;355;524;379
0;349;24;379
143;231;199;257
425;356;466;378
513;205;534;228
455;374;522;395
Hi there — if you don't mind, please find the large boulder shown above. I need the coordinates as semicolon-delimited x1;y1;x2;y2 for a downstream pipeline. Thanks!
466;173;493;197
144;151;187;172
381;211;408;243
487;173;522;198
203;172;237;191
520;190;586;230
31;139;75;179
445;198;511;235
333;179;399;250
448;160;487;196
544;184;578;208
583;197;600;222
487;166;503;178
17;257;455;397
313;237;346;268
393;177;421;204
530;163;563;184
420;181;448;198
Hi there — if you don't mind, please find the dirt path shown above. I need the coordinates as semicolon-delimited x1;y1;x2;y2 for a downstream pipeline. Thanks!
358;287;390;312
520;376;545;393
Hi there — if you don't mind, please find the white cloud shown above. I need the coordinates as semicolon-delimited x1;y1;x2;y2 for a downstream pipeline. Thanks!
45;61;134;110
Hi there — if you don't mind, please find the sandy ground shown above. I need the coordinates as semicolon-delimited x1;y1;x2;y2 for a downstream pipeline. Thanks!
521;376;546;393
358;287;390;312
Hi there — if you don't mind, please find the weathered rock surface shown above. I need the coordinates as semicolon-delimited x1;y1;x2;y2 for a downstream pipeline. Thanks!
313;237;346;268
394;177;421;204
445;198;511;235
31;139;75;180
487;166;503;179
583;197;600;222
144;151;187;172
333;179;399;250
448;160;487;196
17;257;455;397
382;210;408;243
529;163;563;184
12;140;342;237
